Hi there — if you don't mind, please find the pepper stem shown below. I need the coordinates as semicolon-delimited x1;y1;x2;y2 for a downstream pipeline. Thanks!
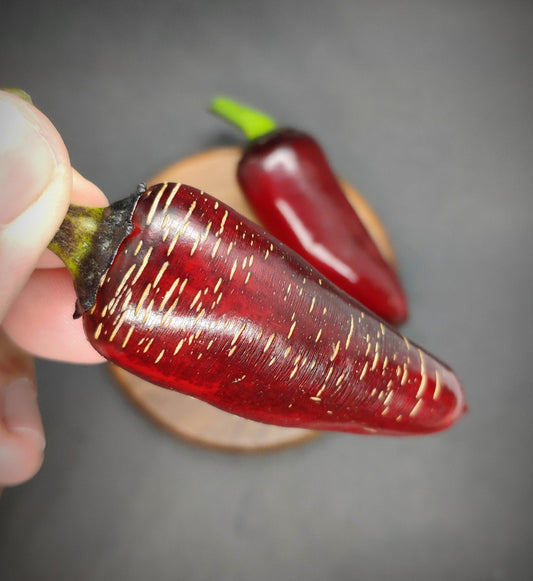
48;191;140;318
2;88;33;103
48;205;106;277
209;95;278;141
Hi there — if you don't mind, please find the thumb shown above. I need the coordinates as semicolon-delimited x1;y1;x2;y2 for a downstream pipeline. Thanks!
0;90;72;322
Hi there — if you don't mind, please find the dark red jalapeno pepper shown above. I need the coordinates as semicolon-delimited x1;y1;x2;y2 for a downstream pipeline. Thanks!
49;182;466;435
210;96;408;325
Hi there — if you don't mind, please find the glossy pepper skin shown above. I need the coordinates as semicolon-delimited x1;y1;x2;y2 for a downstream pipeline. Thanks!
210;96;408;325
76;182;465;435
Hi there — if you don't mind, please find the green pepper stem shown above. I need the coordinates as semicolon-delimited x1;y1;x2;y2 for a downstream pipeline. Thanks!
2;88;33;103
48;205;106;280
209;95;278;141
48;193;139;317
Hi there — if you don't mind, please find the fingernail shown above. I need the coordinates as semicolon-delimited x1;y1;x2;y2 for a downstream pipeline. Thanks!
0;95;57;226
4;377;46;451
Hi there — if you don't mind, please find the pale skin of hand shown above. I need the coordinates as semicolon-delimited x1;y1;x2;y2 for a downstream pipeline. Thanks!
0;91;107;489
3;170;108;364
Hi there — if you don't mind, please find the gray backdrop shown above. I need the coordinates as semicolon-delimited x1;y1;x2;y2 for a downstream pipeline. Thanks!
1;1;532;580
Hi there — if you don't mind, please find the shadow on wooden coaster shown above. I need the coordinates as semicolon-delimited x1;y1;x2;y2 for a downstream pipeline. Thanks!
110;146;396;453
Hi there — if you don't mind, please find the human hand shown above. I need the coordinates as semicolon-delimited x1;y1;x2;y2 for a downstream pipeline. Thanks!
0;90;107;487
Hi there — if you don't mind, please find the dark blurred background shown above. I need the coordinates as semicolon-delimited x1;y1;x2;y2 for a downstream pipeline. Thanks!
1;1;532;579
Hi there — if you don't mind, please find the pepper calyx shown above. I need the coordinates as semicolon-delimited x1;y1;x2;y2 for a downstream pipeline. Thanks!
48;186;142;318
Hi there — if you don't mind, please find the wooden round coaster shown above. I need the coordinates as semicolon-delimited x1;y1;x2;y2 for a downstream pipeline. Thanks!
109;146;396;452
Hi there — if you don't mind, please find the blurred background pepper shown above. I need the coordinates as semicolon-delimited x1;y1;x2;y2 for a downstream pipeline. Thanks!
211;96;408;325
